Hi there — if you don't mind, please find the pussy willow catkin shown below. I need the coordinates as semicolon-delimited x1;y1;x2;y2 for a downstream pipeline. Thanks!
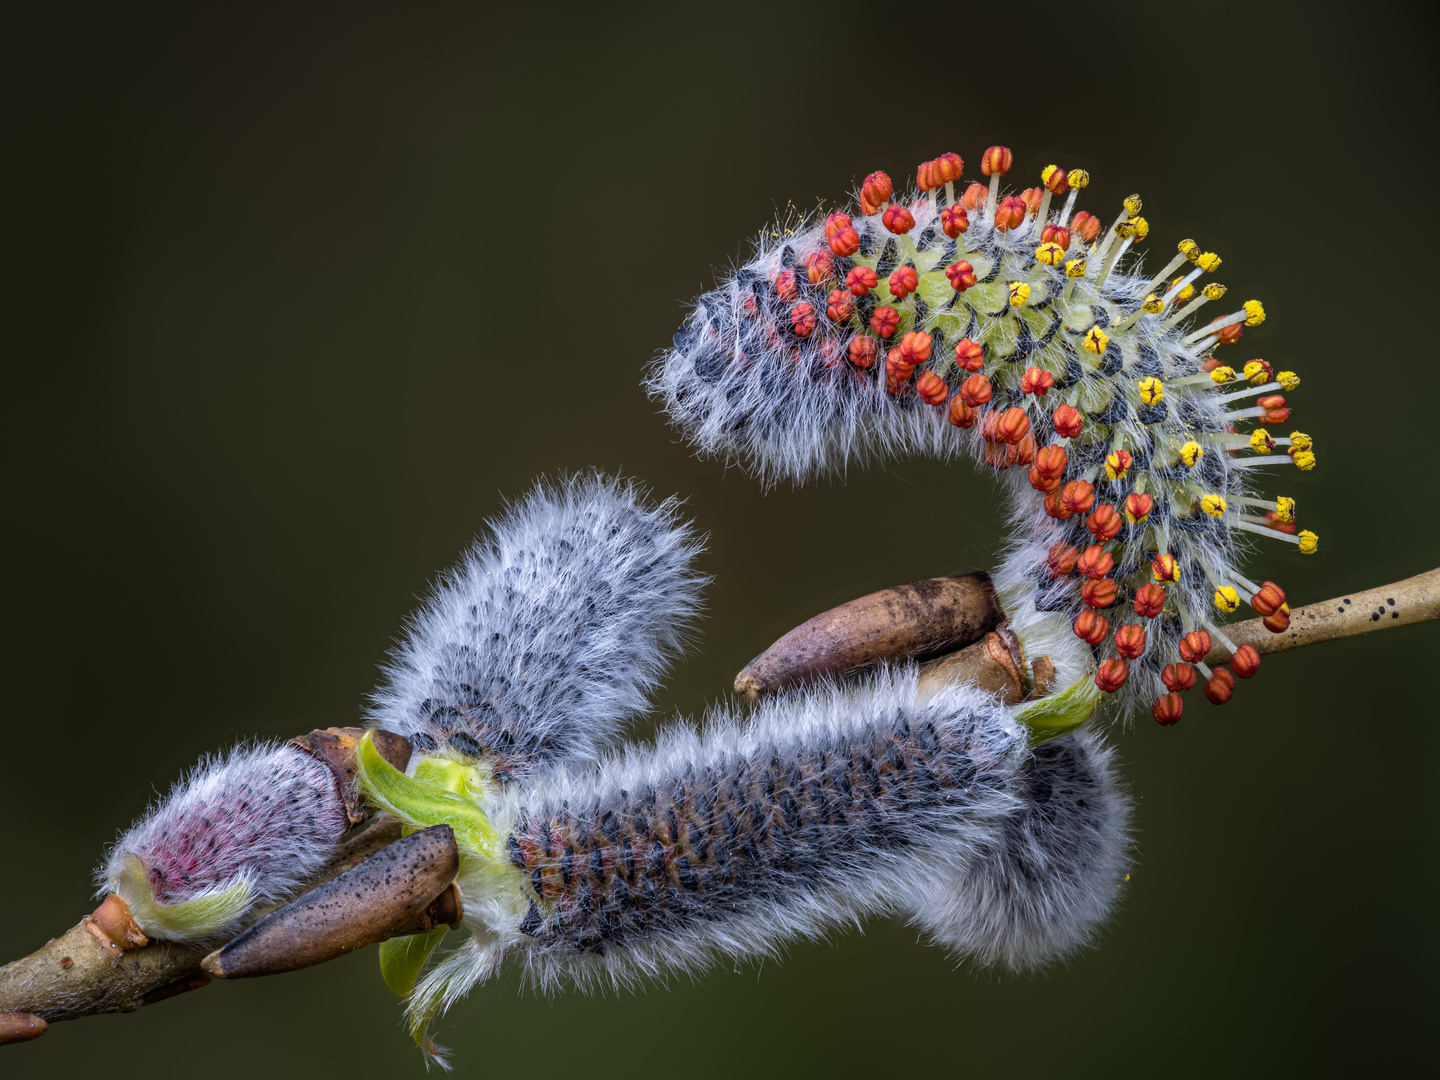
650;147;1316;723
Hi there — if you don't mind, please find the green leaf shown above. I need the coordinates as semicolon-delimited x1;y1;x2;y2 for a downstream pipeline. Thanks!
378;927;448;998
1013;675;1101;745
354;731;499;857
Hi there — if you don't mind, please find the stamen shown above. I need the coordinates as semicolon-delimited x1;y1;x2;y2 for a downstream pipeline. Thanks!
1181;299;1265;345
981;145;1013;222
1058;168;1089;227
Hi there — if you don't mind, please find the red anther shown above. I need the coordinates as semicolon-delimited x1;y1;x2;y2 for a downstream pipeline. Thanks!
1125;492;1154;524
899;330;933;366
1044;167;1068;195
1133;582;1167;618
1020;367;1055;396
1007;433;1037;468
1053;403;1084;439
959;373;993;407
1105;449;1133;480
916;159;939;192
1264;511;1298;534
1204;668;1234;705
1250;581;1287;617
940;205;970;238
1178;630;1212;663
742;293;760;319
1217;323;1244;346
994;407;1031;445
1029;463;1059;493
1061;479;1096;517
1152;693;1184;726
848;336;880;369
790;303;817;338
1162;662;1197;693
994;196;1027;231
1095;657;1129;693
1087;503;1122;541
1246;359;1273;382
1076;544;1115;580
819;338;843;367
1040;223;1072;251
948;397;977;428
1231;643;1261;679
1256;394;1286;411
1262;607;1291;633
870;306;901;338
1033;443;1068;483
962;182;988;211
882;204;916;235
828;225;861;257
775;269;798;302
826;289;855;323
806;251;835;285
1043;489;1068;519
1070;211;1101;243
1073;609;1110;645
1019;187;1043;216
1114;624;1146;659
945;260;978;292
981;146;1014;177
1081;577;1117;608
916;370;949;406
1048;543;1081;578
846;266;879;296
889;265;920;301
934;152;964;185
824;212;853;239
860;171;893;215
885;349;914;383
1152;552;1181;584
1260;406;1291;426
1201;357;1223;373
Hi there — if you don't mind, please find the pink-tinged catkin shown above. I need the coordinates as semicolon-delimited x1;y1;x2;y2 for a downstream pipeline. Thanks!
99;743;350;939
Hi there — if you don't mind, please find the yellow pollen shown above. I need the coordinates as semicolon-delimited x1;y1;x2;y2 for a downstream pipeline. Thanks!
1250;429;1276;453
1274;496;1296;522
1067;169;1090;189
1180;440;1204;467
1065;258;1088;278
1041;165;1060;185
1123;194;1142;216
1243;361;1271;384
1036;242;1065;266
1293;450;1317;470
1278;371;1300;390
1213;586;1241;613
1244;299;1266;325
1131;217;1149;239
1210;365;1237;384
1202;282;1227;300
1009;281;1031;307
1170;277;1195;302
1115;220;1137;239
1138;376;1165;405
1105;452;1130;480
1143;294;1164;313
1289;431;1312;451
1201;493;1227;518
1178;239;1198;260
1083;326;1109;354
1196;252;1222;272
1298;530;1319;554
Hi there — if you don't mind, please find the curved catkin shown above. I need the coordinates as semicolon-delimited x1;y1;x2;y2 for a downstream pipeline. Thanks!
649;152;1318;722
369;473;707;774
98;743;350;941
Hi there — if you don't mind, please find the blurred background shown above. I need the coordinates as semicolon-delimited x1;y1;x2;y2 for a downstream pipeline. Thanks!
3;2;1435;1075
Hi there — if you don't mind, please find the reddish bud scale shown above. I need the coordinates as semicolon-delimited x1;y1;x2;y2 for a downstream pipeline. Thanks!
981;145;1013;176
1053;403;1084;439
960;373;993;407
1095;658;1129;693
1021;367;1055;396
1152;693;1184;726
948;397;976;428
1071;211;1101;243
953;338;985;371
1077;544;1115;580
940;205;969;238
1074;610;1110;646
946;261;978;292
962;182;988;211
889;266;919;301
870;307;901;338
848;336;880;369
826;290;855;323
994;196;1027;232
790;303;817;337
1231;643;1261;678
1162;663;1197;692
882;205;915;235
1048;543;1080;578
1178;630;1212;663
1133;582;1167;618
1114;624;1146;659
1204;668;1235;705
1087;504;1122;541
1081;578;1117;608
916;371;948;406
1041;224;1072;251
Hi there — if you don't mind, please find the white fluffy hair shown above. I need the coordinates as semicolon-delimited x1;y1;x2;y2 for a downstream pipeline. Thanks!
369;472;707;772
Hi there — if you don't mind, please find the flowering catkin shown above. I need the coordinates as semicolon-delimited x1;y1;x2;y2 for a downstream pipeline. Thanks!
649;150;1316;722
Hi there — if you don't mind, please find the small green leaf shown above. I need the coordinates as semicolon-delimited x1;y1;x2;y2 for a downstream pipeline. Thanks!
117;855;252;939
379;926;448;998
1013;675;1101;745
355;731;499;857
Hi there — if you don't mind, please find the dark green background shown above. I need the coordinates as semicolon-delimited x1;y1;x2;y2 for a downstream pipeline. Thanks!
4;3;1436;1076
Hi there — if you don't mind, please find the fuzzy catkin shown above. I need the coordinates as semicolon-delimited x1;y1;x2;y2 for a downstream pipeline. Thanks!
369;473;706;773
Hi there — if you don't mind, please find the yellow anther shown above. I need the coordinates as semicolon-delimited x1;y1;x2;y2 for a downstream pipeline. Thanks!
1123;194;1142;216
1201;493;1227;518
1289;431;1312;451
1065;257;1088;278
1067;169;1090;189
1170;276;1195;302
1202;282;1227;300
1138;376;1165;405
1274;496;1296;522
1250;429;1275;453
1213;586;1241;613
1243;360;1271;384
1277;370;1300;390
1209;365;1237;384
1009;281;1031;307
1041;165;1060;186
1297;530;1319;554
1292;450;1317;471
1105;451;1130;481
1131;217;1149;240
1243;299;1266;325
1178;239;1198;260
1083;326;1109;354
1142;293;1164;313
1036;242;1065;266
1195;252;1222;272
1115;220;1137;239
1180;440;1204;467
